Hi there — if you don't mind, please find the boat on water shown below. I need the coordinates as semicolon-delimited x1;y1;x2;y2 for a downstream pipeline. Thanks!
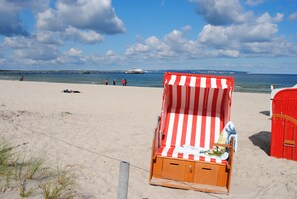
125;68;145;74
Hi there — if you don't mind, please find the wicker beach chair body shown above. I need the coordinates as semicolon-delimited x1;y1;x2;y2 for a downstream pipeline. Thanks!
149;72;235;193
271;88;297;161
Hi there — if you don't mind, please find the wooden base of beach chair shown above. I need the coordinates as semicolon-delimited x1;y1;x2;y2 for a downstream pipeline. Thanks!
150;177;228;193
149;156;231;194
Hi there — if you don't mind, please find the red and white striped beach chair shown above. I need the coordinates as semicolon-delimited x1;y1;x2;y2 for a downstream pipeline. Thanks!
149;72;235;193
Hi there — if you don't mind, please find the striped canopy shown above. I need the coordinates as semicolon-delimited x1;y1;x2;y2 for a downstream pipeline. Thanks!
164;73;232;89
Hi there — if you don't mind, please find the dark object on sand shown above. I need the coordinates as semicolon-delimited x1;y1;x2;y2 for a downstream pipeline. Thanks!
62;89;81;93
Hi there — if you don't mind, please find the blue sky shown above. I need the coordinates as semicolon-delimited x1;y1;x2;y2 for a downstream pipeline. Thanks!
0;0;297;73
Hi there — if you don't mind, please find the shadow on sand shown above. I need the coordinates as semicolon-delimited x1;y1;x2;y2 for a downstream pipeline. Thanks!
259;110;270;116
249;131;271;156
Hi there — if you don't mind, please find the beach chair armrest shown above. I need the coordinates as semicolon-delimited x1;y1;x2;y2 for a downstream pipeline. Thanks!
152;116;162;157
213;143;232;148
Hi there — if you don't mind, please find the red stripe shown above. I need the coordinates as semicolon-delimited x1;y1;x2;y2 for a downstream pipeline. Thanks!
209;88;219;148
188;154;194;160
191;79;201;146
178;153;183;158
200;87;210;148
167;147;174;157
180;86;191;146
199;156;205;162
220;89;227;129
216;78;222;89
167;85;173;111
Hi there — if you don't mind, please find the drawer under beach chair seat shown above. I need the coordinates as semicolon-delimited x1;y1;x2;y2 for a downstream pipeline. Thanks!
156;146;228;165
151;156;230;191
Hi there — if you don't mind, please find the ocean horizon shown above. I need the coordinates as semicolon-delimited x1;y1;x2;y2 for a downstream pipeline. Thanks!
1;69;296;93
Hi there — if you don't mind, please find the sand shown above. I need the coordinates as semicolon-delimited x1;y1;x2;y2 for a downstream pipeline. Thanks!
0;80;296;199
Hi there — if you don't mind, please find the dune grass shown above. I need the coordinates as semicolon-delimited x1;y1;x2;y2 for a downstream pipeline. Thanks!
39;165;75;199
0;137;76;198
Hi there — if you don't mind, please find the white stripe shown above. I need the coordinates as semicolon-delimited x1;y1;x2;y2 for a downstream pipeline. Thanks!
172;147;179;158
221;79;227;89
204;156;211;163
165;85;177;147
204;89;214;149
211;78;217;88
190;76;196;87
185;114;193;146
161;147;170;157
169;75;176;85
165;111;175;147
185;86;196;145
183;153;189;159
179;76;186;86
200;77;206;87
194;153;200;161
175;86;186;146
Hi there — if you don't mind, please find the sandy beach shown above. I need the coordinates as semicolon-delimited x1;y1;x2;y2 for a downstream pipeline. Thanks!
0;80;296;199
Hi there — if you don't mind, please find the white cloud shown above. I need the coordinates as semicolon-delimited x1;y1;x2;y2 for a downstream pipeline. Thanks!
126;43;150;55
63;27;104;44
199;13;280;48
105;50;115;57
3;36;60;61
274;13;284;23
3;36;34;48
191;0;252;25
14;45;60;61
36;31;64;45
37;0;125;34
288;12;297;21
0;0;49;36
245;0;265;6
210;49;240;58
65;48;82;56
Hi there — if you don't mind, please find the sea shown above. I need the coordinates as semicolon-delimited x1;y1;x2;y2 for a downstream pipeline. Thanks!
0;70;296;93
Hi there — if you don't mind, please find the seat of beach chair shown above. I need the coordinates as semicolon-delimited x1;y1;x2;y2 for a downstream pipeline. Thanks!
156;146;228;164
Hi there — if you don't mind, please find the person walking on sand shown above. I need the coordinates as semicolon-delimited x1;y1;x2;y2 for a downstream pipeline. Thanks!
271;83;275;91
105;79;109;85
113;79;116;85
122;79;125;86
124;79;127;86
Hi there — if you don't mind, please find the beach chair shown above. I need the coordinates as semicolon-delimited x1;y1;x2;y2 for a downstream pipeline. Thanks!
271;88;297;161
149;72;236;193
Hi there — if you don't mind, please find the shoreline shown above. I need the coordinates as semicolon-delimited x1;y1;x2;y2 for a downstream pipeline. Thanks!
1;80;296;198
0;79;274;94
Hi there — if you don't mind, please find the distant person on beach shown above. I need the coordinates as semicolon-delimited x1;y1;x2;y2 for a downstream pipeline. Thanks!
113;79;116;85
124;79;127;86
271;83;275;91
122;79;125;86
20;76;24;81
105;79;109;85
